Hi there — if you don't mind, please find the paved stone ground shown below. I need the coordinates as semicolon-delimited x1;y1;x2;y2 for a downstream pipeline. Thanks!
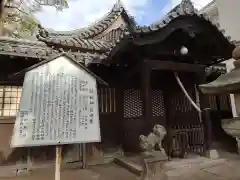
165;160;240;180
1;152;240;180
163;152;240;180
0;164;139;180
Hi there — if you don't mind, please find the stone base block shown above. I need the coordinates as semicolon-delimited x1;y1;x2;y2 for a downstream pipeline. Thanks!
206;149;219;159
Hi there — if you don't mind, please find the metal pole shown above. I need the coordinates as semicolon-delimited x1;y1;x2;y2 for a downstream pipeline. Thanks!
55;145;62;180
82;143;87;169
27;147;32;170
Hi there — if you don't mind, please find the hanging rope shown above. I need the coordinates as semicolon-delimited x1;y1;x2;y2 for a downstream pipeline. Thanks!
173;72;202;113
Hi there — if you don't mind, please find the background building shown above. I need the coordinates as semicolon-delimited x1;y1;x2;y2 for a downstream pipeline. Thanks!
199;0;240;44
199;0;240;117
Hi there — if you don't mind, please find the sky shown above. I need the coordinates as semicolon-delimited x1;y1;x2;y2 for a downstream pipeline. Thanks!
34;0;212;31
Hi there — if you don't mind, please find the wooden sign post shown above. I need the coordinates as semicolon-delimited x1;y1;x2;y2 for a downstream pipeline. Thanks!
55;145;62;180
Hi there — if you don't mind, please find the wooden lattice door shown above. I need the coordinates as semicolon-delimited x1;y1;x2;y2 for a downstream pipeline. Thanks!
167;84;205;157
123;89;143;152
151;89;166;127
98;87;122;158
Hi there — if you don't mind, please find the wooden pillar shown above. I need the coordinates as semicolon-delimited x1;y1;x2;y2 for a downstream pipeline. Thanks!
202;108;212;151
163;91;172;160
116;85;124;146
196;71;214;157
216;96;221;111
196;71;209;113
141;60;152;134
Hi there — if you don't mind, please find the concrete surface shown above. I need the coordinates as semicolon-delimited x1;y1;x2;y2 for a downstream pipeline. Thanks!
1;152;240;180
163;152;240;180
0;164;139;180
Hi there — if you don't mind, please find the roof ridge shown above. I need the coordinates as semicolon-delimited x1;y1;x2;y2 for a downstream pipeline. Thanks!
150;0;197;27
37;1;126;38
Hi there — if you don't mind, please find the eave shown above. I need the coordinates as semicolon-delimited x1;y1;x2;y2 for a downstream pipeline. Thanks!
9;52;108;85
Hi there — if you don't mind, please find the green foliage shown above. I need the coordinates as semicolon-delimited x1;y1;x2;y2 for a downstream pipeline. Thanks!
1;0;69;38
14;14;38;38
2;6;38;38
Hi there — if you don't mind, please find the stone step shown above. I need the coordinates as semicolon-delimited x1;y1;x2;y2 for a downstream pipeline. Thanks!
114;157;143;176
91;163;139;180
0;165;18;178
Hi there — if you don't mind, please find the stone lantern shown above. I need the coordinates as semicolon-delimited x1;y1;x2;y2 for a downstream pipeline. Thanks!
199;45;240;153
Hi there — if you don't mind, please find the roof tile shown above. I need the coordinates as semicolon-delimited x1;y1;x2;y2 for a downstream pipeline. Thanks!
104;0;235;64
37;1;133;39
37;35;113;52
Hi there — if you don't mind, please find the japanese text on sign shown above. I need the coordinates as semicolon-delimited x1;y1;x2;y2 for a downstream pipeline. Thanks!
11;56;101;147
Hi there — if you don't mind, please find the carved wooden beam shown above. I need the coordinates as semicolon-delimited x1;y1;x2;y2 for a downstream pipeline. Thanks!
148;60;204;72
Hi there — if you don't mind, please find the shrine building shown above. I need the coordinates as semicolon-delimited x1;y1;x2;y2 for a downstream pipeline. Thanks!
0;0;236;171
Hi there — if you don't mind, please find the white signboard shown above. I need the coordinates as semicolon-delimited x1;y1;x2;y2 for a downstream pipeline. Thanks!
11;56;101;147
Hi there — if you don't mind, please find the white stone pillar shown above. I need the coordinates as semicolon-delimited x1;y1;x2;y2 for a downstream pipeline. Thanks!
226;59;238;117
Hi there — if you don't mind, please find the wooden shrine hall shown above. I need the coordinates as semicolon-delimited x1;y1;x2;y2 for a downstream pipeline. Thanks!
0;0;236;169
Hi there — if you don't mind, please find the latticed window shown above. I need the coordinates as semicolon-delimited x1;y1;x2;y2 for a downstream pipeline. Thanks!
0;86;22;117
98;88;116;114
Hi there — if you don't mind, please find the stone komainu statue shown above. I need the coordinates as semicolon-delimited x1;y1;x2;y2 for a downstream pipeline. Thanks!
139;124;167;156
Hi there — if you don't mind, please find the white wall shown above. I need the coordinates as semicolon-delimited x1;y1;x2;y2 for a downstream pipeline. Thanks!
216;0;240;41
216;0;240;117
226;59;238;117
201;1;239;117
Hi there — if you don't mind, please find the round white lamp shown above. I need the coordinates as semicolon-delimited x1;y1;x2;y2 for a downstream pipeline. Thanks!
180;46;188;55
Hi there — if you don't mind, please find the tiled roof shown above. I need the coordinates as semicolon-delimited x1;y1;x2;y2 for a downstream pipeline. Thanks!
133;0;228;40
0;37;58;59
37;35;113;53
37;1;133;39
65;52;107;66
0;0;236;67
105;0;235;63
0;37;106;65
